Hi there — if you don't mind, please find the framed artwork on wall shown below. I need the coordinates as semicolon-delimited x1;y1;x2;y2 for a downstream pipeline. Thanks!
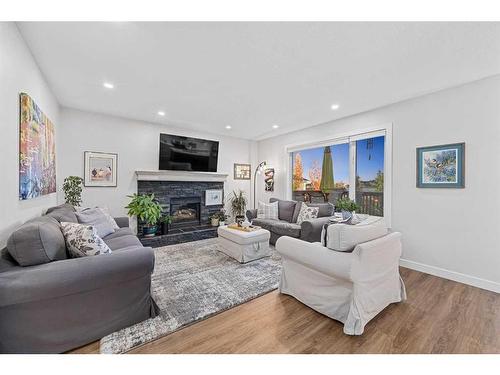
416;143;465;188
234;163;251;180
84;151;118;187
19;93;57;200
205;189;223;206
264;168;275;192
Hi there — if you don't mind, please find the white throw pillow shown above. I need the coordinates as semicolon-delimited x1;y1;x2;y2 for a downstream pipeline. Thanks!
61;222;112;258
257;201;279;220
296;202;319;224
324;216;388;252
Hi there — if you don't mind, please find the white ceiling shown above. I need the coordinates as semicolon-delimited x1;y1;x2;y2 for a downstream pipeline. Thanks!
17;22;500;140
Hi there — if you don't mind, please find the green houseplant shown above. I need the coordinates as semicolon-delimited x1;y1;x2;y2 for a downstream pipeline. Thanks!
228;190;247;226
125;193;163;237
62;176;84;207
335;197;360;213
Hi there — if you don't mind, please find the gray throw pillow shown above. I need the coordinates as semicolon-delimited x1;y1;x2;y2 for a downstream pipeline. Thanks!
75;208;115;238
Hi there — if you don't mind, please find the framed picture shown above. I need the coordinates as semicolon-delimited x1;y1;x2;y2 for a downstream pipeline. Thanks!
264;168;275;192
205;189;223;206
19;93;56;200
234;163;251;180
84;151;118;187
416;143;465;188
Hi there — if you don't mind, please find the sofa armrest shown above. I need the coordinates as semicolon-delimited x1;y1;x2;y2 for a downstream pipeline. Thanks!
246;209;258;221
0;246;155;307
300;216;331;242
114;216;130;228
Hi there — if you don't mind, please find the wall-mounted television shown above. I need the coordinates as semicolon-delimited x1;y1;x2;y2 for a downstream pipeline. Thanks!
159;134;219;172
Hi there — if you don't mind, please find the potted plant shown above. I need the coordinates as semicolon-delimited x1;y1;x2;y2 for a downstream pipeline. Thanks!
228;189;247;227
125;193;163;237
159;215;172;235
62;176;84;207
218;209;228;226
334;197;360;213
209;212;220;227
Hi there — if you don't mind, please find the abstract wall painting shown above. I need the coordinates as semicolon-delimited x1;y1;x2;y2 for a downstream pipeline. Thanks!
264;168;275;192
19;93;56;200
416;143;465;188
84;151;118;187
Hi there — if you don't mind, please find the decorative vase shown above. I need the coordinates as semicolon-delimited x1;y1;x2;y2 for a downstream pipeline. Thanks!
235;215;245;227
143;225;157;237
160;222;169;235
211;218;219;227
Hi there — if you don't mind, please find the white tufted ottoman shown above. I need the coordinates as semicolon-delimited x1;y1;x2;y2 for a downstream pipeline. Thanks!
217;226;271;263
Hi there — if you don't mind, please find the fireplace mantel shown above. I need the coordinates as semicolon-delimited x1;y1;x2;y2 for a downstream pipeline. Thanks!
135;170;228;182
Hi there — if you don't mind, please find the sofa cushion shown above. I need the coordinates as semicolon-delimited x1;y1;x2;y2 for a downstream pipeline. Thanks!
104;235;143;251
102;227;134;240
269;221;301;238
270;198;297;223
251;218;283;232
325;216;388;252
306;202;334;218
7;216;67;266
61;222;112;257
75;208;115;238
45;203;78;223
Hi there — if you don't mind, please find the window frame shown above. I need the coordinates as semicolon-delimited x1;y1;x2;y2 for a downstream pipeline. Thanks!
285;123;392;227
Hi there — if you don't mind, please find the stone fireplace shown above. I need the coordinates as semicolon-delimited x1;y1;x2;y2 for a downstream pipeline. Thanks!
136;173;226;246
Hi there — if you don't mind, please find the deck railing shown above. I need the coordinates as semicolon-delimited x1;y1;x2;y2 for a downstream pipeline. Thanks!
292;189;384;216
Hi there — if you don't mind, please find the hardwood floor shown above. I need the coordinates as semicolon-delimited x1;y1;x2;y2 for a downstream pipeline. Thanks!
70;268;500;354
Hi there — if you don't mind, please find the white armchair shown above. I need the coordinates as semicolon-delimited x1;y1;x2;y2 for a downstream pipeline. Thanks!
276;229;406;335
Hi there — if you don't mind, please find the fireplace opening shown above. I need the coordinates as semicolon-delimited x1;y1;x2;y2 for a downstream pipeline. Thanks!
170;197;201;228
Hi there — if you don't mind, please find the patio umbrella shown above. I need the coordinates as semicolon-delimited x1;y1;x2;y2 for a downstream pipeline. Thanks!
319;146;335;201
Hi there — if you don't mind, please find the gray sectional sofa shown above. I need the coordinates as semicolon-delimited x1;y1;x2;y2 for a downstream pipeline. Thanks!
246;198;334;245
0;204;159;353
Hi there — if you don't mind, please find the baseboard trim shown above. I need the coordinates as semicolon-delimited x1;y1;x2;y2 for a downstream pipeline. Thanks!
400;259;500;293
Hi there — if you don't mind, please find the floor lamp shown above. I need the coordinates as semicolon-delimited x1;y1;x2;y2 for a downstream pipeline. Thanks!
253;161;267;209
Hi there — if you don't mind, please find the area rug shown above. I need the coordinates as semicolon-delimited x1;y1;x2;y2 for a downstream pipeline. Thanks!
100;238;281;353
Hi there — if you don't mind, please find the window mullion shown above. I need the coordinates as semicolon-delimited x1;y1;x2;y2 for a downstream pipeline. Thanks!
349;140;356;201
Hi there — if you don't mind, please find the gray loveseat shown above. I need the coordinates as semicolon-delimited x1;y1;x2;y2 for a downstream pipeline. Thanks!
246;198;334;245
0;204;159;353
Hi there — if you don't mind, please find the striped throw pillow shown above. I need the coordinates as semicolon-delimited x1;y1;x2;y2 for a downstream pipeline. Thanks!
257;201;279;220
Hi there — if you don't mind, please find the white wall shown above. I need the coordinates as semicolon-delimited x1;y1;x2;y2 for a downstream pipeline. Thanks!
0;23;60;247
257;75;500;292
58;108;253;228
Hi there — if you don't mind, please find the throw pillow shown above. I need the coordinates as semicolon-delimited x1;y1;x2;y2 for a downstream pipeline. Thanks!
296;202;319;224
60;222;112;258
98;207;120;230
257;201;279;220
75;208;115;238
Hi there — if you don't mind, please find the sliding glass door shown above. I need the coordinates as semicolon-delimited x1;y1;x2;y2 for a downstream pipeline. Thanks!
289;130;388;218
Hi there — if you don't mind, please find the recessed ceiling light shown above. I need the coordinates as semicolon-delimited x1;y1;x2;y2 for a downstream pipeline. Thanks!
331;104;340;110
157;111;166;116
272;124;279;129
225;125;232;129
103;82;114;89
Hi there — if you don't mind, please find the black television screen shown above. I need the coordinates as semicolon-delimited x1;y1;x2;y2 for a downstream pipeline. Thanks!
159;134;219;172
